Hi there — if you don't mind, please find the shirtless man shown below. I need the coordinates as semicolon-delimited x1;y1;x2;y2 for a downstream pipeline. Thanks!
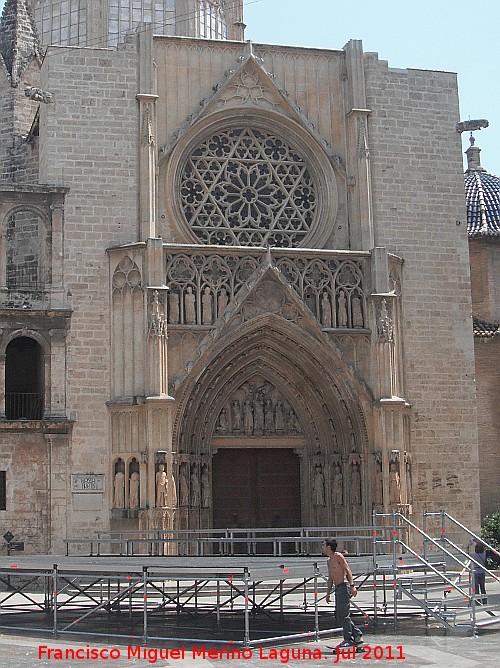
323;538;364;649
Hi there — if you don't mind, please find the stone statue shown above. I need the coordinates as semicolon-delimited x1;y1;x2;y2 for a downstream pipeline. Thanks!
129;471;140;509
389;461;402;505
190;467;201;507
201;465;210;508
337;290;348;327
179;463;189;506
168;291;179;324
264;398;274;433
156;464;168;507
231;400;242;432
275;400;285;431
287;409;299;433
202;286;213;324
253;392;264;433
243;399;253;435
321;292;332;327
113;470;125;508
313;464;325;506
184;286;196;324
217;288;228;316
350;462;361;505
332;463;343;506
352;295;364;328
217;407;228;434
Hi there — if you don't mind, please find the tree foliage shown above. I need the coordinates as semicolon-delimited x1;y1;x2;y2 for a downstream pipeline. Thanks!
481;510;500;569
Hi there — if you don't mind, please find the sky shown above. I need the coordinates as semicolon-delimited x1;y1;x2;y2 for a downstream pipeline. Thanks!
1;0;498;174
243;0;500;175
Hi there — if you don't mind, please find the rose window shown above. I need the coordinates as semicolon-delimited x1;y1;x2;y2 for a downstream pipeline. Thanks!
179;128;317;247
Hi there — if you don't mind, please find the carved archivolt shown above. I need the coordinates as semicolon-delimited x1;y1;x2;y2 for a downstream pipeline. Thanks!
165;249;366;329
173;315;371;457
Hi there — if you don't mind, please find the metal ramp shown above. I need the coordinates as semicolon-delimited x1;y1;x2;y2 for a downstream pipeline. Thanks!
372;510;500;633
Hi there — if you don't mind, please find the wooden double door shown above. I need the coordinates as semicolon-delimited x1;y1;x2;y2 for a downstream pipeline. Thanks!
212;448;301;529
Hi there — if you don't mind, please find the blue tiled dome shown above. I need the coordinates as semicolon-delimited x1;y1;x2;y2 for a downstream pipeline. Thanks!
464;138;500;237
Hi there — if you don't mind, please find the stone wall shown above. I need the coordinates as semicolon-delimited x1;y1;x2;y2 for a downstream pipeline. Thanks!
364;53;480;528
470;238;500;518
474;338;500;518
38;41;140;540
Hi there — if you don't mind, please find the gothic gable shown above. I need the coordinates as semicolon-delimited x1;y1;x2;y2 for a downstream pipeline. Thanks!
169;253;371;408
161;42;344;175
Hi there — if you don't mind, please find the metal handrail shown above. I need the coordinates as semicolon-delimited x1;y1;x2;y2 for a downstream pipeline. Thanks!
424;510;500;561
64;524;406;558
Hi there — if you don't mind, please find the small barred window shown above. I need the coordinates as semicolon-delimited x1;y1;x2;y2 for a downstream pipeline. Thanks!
179;128;317;247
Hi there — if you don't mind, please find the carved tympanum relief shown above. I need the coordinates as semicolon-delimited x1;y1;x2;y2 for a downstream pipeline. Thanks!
215;379;302;437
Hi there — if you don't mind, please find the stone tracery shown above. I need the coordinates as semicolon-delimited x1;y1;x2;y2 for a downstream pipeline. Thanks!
179;127;317;247
165;250;366;329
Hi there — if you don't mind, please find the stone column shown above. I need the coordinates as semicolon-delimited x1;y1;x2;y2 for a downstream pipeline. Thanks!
137;25;158;240
345;40;374;251
49;194;66;308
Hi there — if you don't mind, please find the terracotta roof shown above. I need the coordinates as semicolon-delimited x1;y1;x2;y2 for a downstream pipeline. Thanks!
465;170;500;238
473;317;500;338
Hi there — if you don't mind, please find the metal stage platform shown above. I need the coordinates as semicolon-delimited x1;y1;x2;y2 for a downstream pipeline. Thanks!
1;512;498;644
0;555;356;646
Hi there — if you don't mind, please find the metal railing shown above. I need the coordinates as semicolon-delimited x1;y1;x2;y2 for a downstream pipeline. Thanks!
5;392;43;420
372;510;500;633
64;525;401;558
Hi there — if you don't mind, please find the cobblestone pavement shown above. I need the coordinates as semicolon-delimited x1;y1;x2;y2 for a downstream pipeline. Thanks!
1;627;499;668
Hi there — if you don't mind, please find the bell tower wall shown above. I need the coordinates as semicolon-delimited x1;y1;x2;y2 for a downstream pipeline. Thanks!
364;52;479;529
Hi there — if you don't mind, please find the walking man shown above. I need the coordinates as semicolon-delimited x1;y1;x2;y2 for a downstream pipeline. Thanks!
323;538;364;649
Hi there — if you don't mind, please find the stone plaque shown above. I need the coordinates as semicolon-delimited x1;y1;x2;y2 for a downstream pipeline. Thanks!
71;474;105;493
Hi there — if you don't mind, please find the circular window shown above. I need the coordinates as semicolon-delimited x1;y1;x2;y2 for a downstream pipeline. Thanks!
179;127;318;247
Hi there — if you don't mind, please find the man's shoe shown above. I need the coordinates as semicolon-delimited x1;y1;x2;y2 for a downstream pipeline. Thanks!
336;641;356;649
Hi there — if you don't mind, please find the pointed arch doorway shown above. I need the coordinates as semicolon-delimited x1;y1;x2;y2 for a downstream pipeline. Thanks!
174;314;372;531
212;448;301;529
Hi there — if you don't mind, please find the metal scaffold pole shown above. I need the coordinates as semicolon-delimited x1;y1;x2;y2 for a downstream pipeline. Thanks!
142;566;148;644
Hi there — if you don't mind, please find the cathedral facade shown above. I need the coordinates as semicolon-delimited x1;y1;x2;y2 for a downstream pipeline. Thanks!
0;0;482;553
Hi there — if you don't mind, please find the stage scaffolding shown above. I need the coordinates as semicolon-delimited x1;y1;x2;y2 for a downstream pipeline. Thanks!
1;513;498;644
0;557;346;646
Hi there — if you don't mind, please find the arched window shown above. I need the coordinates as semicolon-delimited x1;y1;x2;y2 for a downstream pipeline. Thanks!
5;337;44;419
199;0;227;39
6;208;46;290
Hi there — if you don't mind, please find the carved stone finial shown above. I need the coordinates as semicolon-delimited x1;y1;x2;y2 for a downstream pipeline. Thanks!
377;299;393;342
149;290;167;338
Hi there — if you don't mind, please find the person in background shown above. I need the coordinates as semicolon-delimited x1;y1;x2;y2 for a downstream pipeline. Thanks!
470;540;488;605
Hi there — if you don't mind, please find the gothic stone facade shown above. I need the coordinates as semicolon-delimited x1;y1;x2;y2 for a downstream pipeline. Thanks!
0;25;479;552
